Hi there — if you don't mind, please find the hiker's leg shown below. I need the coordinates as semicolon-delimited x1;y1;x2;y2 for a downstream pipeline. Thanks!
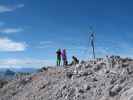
57;59;59;66
63;59;65;66
59;59;61;66
64;60;66;66
65;60;68;66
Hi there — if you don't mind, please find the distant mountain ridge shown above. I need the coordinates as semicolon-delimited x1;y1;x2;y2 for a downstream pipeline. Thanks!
0;68;37;80
0;68;37;73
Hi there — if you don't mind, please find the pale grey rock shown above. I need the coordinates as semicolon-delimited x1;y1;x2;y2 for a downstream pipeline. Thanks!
0;57;133;100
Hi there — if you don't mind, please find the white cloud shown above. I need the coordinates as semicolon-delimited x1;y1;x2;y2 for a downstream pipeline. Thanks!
0;37;27;52
16;4;24;8
0;28;23;34
0;58;54;68
0;6;13;13
0;4;24;13
37;41;54;48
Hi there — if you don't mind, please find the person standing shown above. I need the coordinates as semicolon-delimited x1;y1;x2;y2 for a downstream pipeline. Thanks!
56;49;61;66
62;49;68;66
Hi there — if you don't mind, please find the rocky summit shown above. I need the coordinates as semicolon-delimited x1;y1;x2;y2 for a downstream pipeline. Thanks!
1;56;133;100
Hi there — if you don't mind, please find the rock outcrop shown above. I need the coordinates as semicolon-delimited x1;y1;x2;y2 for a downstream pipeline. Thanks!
0;56;133;100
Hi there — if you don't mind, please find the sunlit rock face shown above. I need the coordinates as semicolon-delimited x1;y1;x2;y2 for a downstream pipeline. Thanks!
0;56;133;100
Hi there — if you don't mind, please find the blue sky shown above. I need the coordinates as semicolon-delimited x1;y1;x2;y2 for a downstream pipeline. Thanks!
0;0;133;68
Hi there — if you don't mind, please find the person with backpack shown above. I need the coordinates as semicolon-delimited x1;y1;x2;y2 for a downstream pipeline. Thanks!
62;49;68;66
71;56;79;65
56;49;61;66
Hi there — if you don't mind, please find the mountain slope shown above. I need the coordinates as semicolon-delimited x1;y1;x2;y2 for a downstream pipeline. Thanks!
0;56;133;100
